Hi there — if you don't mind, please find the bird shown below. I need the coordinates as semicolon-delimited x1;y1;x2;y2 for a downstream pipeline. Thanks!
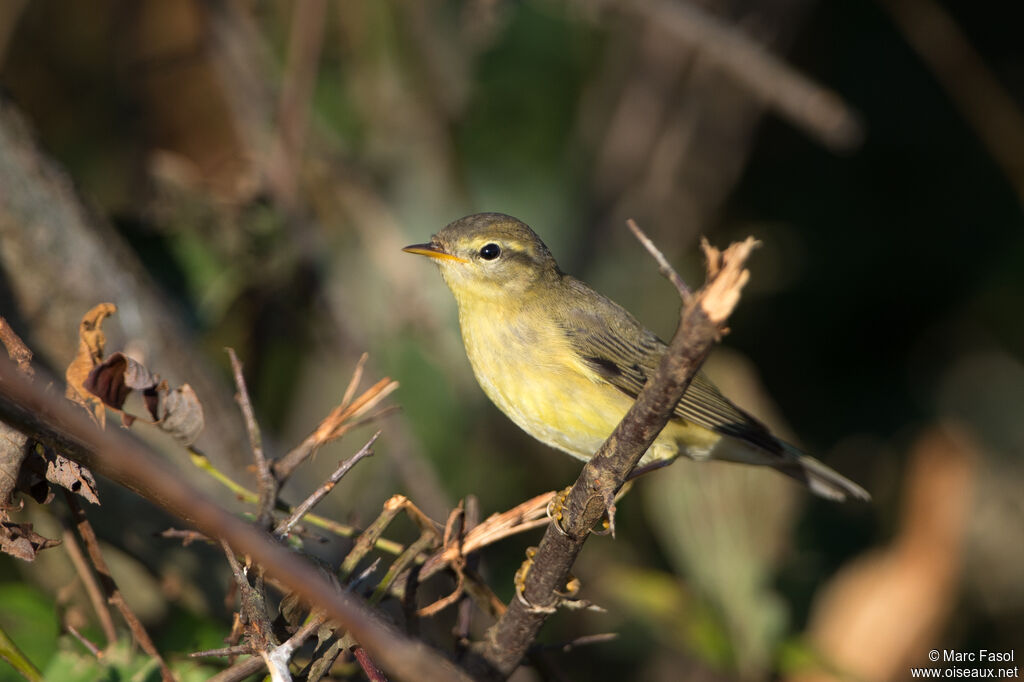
403;213;869;502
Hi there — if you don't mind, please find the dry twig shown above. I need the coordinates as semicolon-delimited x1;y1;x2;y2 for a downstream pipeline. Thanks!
65;492;174;681
273;375;398;483
227;348;277;527
60;527;117;645
0;360;473;682
274;431;380;538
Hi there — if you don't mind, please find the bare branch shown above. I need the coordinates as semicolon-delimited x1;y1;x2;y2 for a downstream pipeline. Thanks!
226;348;277;528
0;318;33;377
65;492;174;681
273;376;398;484
626;219;692;301
0;360;474;682
274;431;380;538
352;644;389;682
189;645;252;659
65;621;103;659
60;527;117;645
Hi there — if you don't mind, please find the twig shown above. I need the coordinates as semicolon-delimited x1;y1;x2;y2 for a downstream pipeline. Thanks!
340;353;369;411
262;619;312;681
537;632;619;653
272;376;398;484
227;348;276;528
0;318;33;376
626;219;692;301
465;225;758;678
64;492;174;682
453;495;479;653
352;645;389;682
60;527;117;645
0;317;33;506
370;533;437;605
189;447;407;556
274;431;380;538
348;557;383;595
220;539;275;653
189;645;252;659
0;362;474;682
158;528;213;547
208;655;265;682
65;622;103;658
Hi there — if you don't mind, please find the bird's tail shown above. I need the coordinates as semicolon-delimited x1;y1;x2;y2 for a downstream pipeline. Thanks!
776;443;871;502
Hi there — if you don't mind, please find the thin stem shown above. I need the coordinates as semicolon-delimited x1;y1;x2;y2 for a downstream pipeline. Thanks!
65;492;174;681
226;348;276;528
61;527;117;645
626;219;692;301
275;431;379;538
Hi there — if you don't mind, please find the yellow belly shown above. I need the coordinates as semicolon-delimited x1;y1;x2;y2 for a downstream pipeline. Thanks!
457;304;721;464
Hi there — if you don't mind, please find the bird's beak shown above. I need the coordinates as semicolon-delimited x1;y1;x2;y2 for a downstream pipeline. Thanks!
402;242;469;264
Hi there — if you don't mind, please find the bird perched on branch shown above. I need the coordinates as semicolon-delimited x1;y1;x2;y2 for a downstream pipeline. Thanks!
404;213;869;502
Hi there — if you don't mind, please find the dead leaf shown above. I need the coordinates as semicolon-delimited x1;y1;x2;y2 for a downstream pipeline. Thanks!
46;455;100;505
84;352;159;412
157;384;204;445
0;521;61;562
82;351;205;445
65;303;117;426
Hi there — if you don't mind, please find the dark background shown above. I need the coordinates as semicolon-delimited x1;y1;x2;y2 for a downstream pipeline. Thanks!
0;1;1021;680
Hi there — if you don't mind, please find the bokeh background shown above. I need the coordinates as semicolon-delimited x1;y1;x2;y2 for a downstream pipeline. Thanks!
1;1;1022;680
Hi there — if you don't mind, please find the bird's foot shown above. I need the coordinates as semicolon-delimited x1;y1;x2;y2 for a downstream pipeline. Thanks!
545;486;573;536
514;546;594;614
547;484;618;537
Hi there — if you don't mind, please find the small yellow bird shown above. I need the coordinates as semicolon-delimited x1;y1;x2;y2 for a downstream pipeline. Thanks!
404;213;869;501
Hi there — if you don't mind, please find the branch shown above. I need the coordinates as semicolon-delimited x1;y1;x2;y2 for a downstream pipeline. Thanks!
60;527;117;645
466;227;758;678
226;348;276;528
0;317;32;506
274;431;379;538
65;491;174;681
0;361;473;682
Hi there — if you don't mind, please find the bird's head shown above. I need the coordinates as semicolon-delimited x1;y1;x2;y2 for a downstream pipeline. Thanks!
403;213;560;303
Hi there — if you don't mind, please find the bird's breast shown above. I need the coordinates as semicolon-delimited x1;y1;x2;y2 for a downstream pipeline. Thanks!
456;300;643;460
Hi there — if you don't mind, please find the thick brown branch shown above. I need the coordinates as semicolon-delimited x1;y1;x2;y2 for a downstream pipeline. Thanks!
466;233;757;678
0;361;472;682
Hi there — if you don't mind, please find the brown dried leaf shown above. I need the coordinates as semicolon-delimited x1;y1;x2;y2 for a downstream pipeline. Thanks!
65;303;117;426
83;352;159;413
46;455;100;505
81;350;204;444
0;521;61;562
157;384;204;445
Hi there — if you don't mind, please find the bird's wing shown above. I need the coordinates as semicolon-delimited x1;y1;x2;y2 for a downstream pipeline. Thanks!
555;280;784;455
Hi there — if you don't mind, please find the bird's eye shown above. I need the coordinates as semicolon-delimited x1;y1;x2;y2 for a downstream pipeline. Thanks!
479;243;501;261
